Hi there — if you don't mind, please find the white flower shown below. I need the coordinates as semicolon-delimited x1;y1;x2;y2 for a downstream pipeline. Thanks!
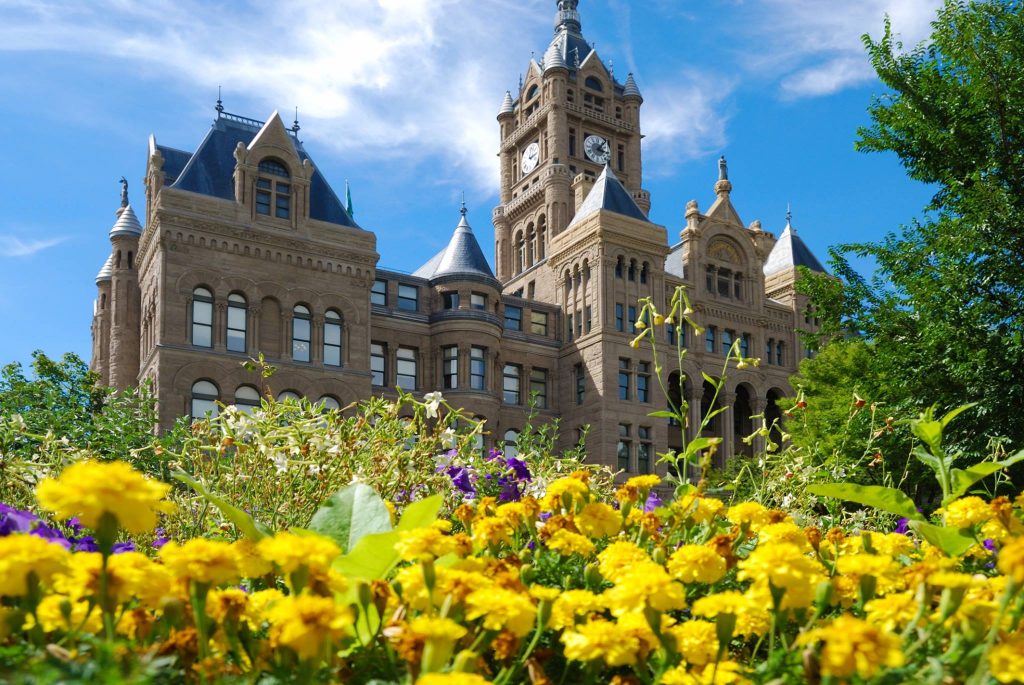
782;493;795;509
441;426;457;449
307;463;323;476
271;452;289;474
423;392;444;418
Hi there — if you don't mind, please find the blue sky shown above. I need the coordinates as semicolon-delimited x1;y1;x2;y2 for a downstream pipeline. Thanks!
0;0;942;370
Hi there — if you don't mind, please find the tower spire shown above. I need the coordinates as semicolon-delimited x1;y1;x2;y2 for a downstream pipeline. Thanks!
786;203;793;230
554;0;581;35
215;86;224;116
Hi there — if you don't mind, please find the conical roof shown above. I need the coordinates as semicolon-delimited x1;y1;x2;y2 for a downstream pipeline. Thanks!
567;164;650;228
95;254;113;283
109;204;143;239
499;91;514;115
623;73;642;99
763;218;826;276
543;35;568;71
413;208;497;282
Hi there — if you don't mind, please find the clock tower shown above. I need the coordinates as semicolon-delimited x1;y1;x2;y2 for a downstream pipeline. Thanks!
492;0;649;288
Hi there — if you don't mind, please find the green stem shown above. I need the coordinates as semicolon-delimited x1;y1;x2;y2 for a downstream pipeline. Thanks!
967;579;1018;685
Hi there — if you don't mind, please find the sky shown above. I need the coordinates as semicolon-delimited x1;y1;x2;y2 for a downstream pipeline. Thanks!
0;0;943;371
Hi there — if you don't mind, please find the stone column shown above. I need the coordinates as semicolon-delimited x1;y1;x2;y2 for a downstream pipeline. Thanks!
719;391;737;468
214;302;227;351
312;315;324;364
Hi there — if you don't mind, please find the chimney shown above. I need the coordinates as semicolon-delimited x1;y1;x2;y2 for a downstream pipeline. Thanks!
571;173;594;213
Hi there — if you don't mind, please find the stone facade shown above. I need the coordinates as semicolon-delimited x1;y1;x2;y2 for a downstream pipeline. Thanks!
90;0;825;475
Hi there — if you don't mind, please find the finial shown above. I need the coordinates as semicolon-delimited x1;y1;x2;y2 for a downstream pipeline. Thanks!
519;73;524;91
573;47;581;69
786;202;792;228
292;107;300;134
460;193;468;217
718;156;728;181
609;59;614;80
345;180;354;218
119;176;129;208
215;86;224;116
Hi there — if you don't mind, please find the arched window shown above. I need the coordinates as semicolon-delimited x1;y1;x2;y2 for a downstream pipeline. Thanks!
722;330;734;355
615;256;624;278
537;216;547;259
628;260;637;282
256;158;291;219
526;224;535;268
584;76;604;92
503;429;520;458
277;390;301;402
191;380;219;419
319;395;341;412
227;292;247;353
292;305;311;362
514;231;524;274
324;309;343;367
233;385;261;414
526;84;539;101
640;262;649;285
192;287;213;348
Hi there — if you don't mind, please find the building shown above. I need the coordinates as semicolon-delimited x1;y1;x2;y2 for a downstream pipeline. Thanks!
90;0;826;473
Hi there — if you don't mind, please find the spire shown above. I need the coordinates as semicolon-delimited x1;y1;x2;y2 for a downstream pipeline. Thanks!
785;203;793;231
95;254;113;284
543;34;568;71
568;164;651;229
499;91;514;115
623;73;642;100
291;107;301;135
215;86;224;116
346;180;354;218
412;203;496;281
763;209;827;276
555;0;581;35
119;176;129;209
109;204;143;240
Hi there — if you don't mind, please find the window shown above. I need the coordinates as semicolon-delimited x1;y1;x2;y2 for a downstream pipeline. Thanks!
371;343;386;385
471;347;486;390
575;309;583;338
615;256;624;278
504;305;522;331
371;279;387;306
396;348;417;390
618;359;631;401
575;363;586;405
637;362;651;403
617;424;631;472
718;268;732;297
640;263;649;285
706;266;716;292
319;396;341;412
292;305;311;362
503;364;522;405
766;339;774;363
628;261;636;282
566;313;574;341
191;287;213;348
734;273;743;300
618;143;625;171
227;292;247;353
615;303;624;332
530;368;548;408
585;306;593;333
233;385;260;415
277;390;301;402
740;333;750;358
471;293;487;310
585;76;604;92
705;326;716;353
398;284;418;311
255;159;291;219
628;306;637;331
667;322;677;346
569;128;577;157
504;430;520;458
722;329;734;356
530;311;548;335
638;427;652;473
442;346;459;389
324;310;343;367
191;380;219;419
442;291;460;310
776;341;785;366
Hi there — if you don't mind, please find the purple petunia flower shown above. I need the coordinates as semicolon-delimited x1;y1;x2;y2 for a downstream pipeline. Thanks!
505;457;532;482
487;447;504;462
0;503;38;536
446;465;477;497
644;491;662;512
894;517;910;535
73;535;100;552
112;541;137;554
497;476;522;502
31;525;72;549
152;527;170;549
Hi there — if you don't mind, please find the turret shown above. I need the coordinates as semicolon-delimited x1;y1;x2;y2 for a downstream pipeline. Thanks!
91;255;113;385
105;179;144;390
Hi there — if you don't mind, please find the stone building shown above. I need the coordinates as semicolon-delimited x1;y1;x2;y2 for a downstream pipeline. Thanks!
90;0;825;473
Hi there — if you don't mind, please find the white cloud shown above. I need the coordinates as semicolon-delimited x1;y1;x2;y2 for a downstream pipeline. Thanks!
0;235;66;258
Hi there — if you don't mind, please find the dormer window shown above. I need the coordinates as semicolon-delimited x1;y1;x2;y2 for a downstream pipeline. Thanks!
584;76;604;91
525;84;540;117
256;159;291;220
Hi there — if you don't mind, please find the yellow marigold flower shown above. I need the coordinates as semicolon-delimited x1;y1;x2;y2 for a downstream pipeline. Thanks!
0;534;70;597
471;516;512;549
546;529;596;557
244;588;284;630
56;551;171;607
550;589;604;630
466;587;535;637
989;633;1024;684
943;496;993;529
668;545;727;585
29;595;102;634
35;460;173;534
232;539;273;578
384;500;396;525
415;674;492;685
395;527;458;563
206;587;250;625
661;661;750;685
758;522;811;550
576;502;621;538
266;593;352;660
798;615;905;680
160;539;240;586
927;571;977;589
737;542;825;610
997;537;1024;585
727;502;771;531
562;617;643;666
597;540;653;583
673;495;724;525
669;620;718;666
406;615;468;642
692;590;770;638
625;474;661;491
258;531;340;573
864;591;918;632
871;532;917;558
542;476;590;511
605;561;686;614
836;553;903;593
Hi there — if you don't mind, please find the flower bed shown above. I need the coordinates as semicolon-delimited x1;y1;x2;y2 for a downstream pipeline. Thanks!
1;460;1022;684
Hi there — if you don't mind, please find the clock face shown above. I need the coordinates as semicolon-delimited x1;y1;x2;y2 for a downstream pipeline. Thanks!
584;135;611;164
521;142;540;174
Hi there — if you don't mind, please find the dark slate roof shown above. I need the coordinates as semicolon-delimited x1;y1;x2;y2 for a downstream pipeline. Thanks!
567;164;650;228
665;244;686;279
763;223;827;275
169;115;359;228
157;145;192;186
413;210;496;282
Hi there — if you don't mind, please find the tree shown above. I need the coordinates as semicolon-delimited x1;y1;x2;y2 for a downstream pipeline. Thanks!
800;0;1024;463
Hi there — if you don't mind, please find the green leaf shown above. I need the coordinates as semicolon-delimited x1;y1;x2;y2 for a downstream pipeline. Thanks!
172;469;271;540
939;403;977;430
908;521;976;557
807;483;924;520
946;449;1024;504
396;494;443;532
701;372;718;387
333;530;400;581
309;482;393;553
909;416;944;454
646;410;679;419
911;445;943;473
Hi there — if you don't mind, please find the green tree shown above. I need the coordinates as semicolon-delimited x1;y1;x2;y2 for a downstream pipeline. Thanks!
800;0;1024;464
